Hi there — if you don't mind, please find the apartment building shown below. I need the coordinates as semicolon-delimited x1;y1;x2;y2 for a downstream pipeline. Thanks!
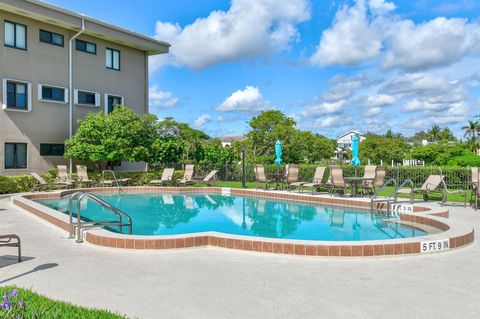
0;0;169;175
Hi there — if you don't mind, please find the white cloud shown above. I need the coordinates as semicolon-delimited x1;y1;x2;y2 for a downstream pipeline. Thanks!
301;99;347;117
310;0;382;67
149;85;179;109
384;17;480;71
322;74;376;102
314;115;344;128
310;0;480;71
368;0;396;13
193;114;212;128
363;94;396;107
217;86;270;113
365;106;382;116
153;0;310;70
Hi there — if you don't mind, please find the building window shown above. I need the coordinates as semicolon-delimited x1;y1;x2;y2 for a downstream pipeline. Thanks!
2;79;31;111
4;21;26;50
5;143;27;169
106;48;120;70
40;144;64;156
39;29;64;47
38;84;67;103
74;90;100;107
76;39;96;54
105;94;123;113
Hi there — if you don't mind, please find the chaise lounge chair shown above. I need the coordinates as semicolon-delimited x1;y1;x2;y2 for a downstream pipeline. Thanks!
178;164;195;186
254;164;272;190
398;175;466;206
197;170;218;186
57;165;75;185
76;165;93;186
31;173;72;191
150;168;174;186
290;166;326;193
328;165;349;196
285;164;299;191
360;165;377;196
0;234;21;262
471;167;479;209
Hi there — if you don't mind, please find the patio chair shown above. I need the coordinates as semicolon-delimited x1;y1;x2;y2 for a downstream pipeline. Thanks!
470;167;479;209
254;164;271;190
291;167;326;193
178;164;195;186
194;170;218;186
361;165;377;195
30;173;72;191
149;168;174;186
397;175;466;206
285;164;299;191
76;165;93;186
373;166;386;192
0;234;21;262
328;165;349;196
57;165;74;185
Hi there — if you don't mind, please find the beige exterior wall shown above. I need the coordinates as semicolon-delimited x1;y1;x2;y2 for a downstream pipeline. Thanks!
0;10;148;175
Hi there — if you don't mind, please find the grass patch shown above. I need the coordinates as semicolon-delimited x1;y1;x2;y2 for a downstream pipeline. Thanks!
0;286;127;319
210;181;471;204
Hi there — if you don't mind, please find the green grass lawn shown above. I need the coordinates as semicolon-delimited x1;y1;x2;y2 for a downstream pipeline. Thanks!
0;286;127;319
207;181;471;204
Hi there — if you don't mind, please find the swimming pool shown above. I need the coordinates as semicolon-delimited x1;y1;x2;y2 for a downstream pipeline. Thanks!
36;192;427;241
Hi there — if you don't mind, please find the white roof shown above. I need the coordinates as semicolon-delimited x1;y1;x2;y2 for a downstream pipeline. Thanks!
336;130;363;140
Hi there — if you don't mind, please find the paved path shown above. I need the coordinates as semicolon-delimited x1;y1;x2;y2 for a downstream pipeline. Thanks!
0;196;479;319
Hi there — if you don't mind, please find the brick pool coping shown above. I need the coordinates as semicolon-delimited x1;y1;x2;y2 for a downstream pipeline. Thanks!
11;186;475;257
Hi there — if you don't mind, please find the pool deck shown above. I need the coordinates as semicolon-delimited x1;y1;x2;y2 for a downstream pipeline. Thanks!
1;194;480;318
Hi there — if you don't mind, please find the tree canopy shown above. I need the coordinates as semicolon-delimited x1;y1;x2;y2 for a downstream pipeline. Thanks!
65;106;158;167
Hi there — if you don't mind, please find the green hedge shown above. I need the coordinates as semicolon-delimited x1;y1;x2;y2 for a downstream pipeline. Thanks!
0;164;473;195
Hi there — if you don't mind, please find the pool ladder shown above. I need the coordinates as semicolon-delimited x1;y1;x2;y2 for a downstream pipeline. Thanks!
67;192;132;243
370;179;415;211
101;170;122;192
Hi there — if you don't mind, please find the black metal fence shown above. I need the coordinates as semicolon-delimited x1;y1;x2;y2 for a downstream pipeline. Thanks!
149;163;473;190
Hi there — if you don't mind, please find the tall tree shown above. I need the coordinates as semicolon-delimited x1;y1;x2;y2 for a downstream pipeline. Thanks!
461;120;479;139
65;106;158;168
427;125;442;142
246;110;296;163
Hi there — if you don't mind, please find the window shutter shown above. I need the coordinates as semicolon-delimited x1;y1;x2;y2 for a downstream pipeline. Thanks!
95;92;101;107
74;89;78;104
37;84;43;101
27;83;32;111
1;78;6;109
121;96;125;106
64;88;69;104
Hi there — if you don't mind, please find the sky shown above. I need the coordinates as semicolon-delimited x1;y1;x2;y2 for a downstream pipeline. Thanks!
47;0;480;139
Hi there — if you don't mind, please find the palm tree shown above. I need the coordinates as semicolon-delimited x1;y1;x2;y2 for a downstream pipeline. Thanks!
461;120;479;139
427;125;441;142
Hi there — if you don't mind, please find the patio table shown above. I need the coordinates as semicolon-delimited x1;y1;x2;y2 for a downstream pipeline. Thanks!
344;177;374;197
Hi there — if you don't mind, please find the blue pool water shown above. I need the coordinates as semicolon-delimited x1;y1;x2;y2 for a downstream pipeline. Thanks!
36;193;427;241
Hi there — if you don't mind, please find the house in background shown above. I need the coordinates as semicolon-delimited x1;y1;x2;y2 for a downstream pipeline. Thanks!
0;0;169;175
334;130;365;160
218;136;246;147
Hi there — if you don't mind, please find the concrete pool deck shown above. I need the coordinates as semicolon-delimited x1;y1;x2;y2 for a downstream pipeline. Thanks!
0;195;479;318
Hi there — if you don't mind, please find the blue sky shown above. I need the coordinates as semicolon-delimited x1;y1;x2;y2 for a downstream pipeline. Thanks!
48;0;480;138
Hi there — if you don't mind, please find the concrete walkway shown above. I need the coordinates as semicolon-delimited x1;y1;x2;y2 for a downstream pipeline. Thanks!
0;196;479;319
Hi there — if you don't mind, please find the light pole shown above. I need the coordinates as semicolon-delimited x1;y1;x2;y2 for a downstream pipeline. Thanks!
241;144;246;188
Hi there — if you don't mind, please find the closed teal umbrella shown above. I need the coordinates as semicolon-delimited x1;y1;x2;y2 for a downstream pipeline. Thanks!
274;140;282;165
351;134;361;166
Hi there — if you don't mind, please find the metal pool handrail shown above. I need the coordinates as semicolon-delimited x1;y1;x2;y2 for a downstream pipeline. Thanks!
391;179;415;204
67;192;132;242
371;178;397;210
101;170;121;192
